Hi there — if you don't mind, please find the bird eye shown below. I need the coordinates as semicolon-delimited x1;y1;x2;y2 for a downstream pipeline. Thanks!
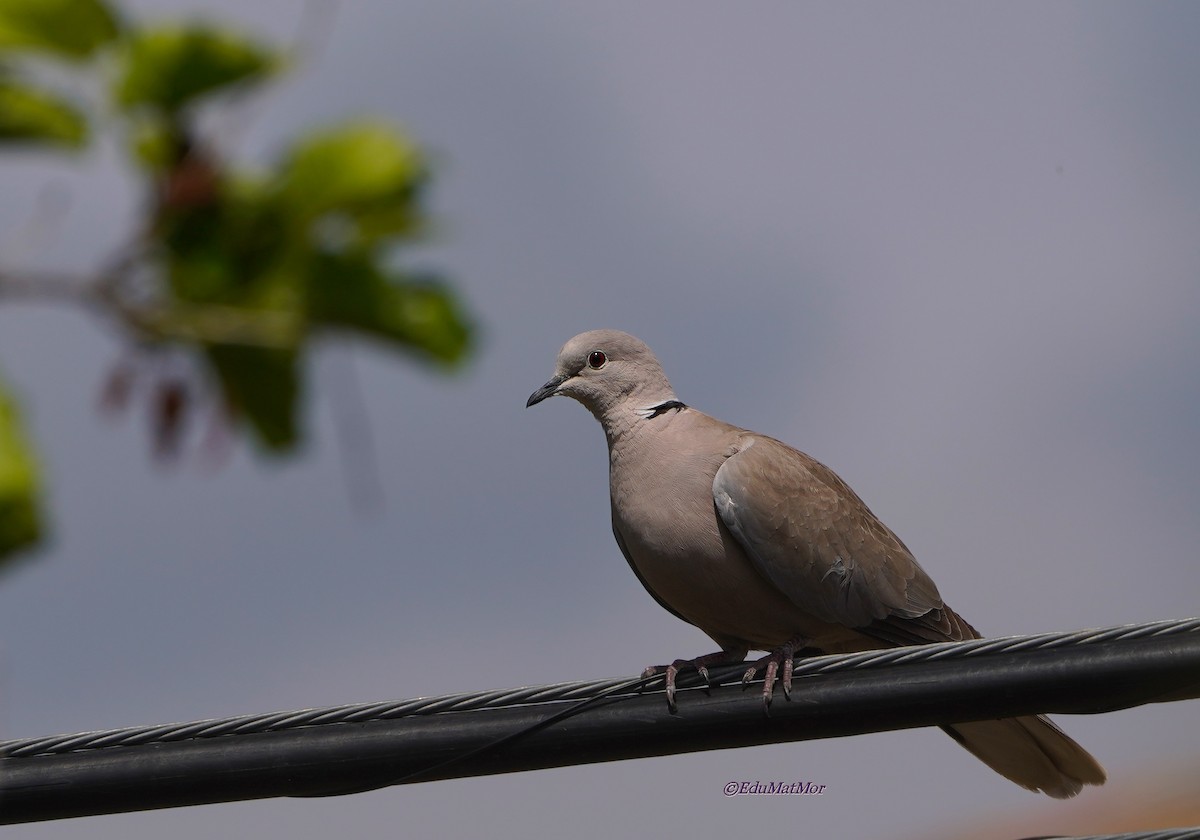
587;350;607;369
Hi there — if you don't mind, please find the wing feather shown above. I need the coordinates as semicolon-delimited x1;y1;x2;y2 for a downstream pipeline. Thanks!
712;435;977;644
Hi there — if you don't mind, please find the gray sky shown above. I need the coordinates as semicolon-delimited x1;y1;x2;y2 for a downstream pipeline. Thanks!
2;2;1198;837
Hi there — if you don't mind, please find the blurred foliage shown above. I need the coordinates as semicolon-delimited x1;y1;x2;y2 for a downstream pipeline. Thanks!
0;374;41;568
0;0;475;564
117;24;277;114
0;0;119;59
0;76;88;146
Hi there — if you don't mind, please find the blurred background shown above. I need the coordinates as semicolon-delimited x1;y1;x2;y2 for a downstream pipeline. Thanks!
2;2;1199;837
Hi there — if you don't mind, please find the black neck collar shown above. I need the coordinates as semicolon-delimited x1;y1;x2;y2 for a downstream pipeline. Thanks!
642;399;687;419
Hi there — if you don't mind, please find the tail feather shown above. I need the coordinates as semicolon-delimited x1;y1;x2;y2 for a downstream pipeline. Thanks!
942;716;1107;798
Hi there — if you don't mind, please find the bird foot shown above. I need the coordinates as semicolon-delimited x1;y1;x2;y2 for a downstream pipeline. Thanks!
741;638;806;711
642;650;747;712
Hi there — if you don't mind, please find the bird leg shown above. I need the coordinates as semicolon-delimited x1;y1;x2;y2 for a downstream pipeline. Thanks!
741;637;807;709
642;650;748;712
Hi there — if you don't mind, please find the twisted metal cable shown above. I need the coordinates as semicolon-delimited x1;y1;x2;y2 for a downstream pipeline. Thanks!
4;616;1198;760
1055;831;1200;840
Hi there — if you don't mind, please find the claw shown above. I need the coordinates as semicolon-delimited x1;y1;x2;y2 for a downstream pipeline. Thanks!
782;651;794;701
640;663;680;712
665;663;681;711
739;638;805;713
763;659;780;707
643;649;747;712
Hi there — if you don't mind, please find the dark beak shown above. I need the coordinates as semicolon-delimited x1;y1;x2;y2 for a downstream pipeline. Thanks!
526;374;568;407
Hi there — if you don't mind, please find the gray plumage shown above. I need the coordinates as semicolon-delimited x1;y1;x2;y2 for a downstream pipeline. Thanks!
528;329;1106;798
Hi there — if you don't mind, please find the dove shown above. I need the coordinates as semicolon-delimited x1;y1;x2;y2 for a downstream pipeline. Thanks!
527;329;1105;798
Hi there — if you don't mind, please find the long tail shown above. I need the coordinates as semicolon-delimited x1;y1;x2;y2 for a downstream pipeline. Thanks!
941;716;1107;798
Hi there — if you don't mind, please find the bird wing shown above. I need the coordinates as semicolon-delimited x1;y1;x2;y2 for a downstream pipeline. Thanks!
712;435;977;645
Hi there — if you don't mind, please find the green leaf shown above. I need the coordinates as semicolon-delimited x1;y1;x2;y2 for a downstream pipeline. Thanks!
0;0;119;59
116;24;278;114
282;121;425;238
207;345;299;451
0;374;43;565
306;252;472;364
0;78;87;147
128;117;175;170
380;276;473;364
157;180;303;327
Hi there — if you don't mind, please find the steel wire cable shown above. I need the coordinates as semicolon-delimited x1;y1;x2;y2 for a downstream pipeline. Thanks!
5;616;1198;760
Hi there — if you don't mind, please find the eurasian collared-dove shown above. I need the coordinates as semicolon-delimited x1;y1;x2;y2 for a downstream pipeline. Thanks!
527;329;1106;798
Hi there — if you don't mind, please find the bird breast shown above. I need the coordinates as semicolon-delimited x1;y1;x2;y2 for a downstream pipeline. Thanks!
607;414;842;649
